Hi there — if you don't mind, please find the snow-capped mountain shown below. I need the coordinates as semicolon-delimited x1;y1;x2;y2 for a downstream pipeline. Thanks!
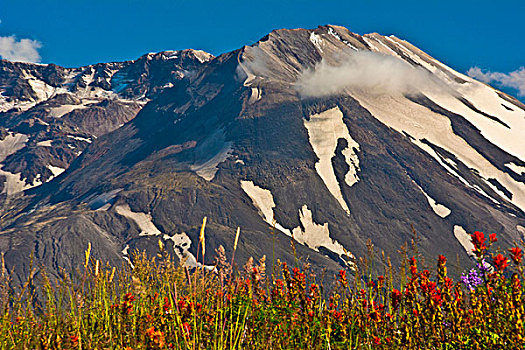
1;25;524;285
0;49;212;193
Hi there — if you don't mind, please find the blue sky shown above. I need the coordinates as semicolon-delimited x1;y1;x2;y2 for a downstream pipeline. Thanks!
1;0;524;97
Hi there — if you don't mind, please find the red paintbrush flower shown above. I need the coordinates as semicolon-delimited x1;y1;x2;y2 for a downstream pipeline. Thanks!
511;273;521;288
438;255;447;266
409;256;417;276
432;293;442;305
146;327;166;348
70;335;79;347
163;297;171;312
391;289;402;309
124;293;135;303
338;269;348;286
509;247;523;265
489;233;497;243
492;253;508;271
471;231;487;256
377;275;385;288
182;322;191;336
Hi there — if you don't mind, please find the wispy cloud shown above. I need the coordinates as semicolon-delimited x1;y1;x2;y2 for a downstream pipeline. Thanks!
0;35;42;63
294;51;447;98
467;66;525;96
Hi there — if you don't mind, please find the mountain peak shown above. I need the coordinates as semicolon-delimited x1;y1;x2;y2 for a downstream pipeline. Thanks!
0;25;524;287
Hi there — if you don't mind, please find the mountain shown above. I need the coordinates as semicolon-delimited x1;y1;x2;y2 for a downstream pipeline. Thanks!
0;49;213;194
1;25;524;285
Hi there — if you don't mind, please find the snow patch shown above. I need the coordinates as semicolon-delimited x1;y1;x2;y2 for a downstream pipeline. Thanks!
240;180;290;234
384;37;448;79
111;72;134;93
363;35;398;56
304;107;360;214
505;162;525;176
0;132;30;195
162;232;213;270
47;165;65;177
163;232;191;251
163;51;178;60
349;92;525;213
190;49;214;63
309;32;324;53
425;86;525;162
37;140;53;147
26;78;55;101
0;170;30;195
0;94;36;112
122;245;134;268
483;178;512;201
249;87;262;103
0;132;28;161
327;27;342;40
48;104;87;118
291;205;355;266
241;180;355;268
362;37;379;52
191;144;232;181
237;59;257;87
327;27;358;51
115;204;162;236
453;225;475;258
412;139;500;204
412;181;451;218
96;203;112;211
67;135;92;143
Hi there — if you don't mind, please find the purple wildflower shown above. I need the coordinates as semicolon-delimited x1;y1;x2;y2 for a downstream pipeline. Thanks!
476;259;490;272
476;259;494;276
461;269;483;291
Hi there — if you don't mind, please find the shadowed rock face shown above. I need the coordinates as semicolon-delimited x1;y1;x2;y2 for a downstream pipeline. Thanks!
1;25;524;286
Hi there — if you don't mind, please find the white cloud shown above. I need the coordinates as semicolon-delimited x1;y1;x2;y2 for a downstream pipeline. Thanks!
0;35;42;63
467;66;525;97
294;51;447;98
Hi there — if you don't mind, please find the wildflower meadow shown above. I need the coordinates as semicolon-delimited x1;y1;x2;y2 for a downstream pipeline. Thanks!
0;220;524;349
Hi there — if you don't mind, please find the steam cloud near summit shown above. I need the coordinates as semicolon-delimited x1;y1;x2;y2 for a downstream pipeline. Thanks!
294;51;444;98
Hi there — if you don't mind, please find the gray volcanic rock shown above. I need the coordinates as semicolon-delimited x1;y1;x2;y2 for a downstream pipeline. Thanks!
0;50;213;196
1;25;524;286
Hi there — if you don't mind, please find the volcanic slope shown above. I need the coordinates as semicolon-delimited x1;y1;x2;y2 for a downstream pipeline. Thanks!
1;25;524;284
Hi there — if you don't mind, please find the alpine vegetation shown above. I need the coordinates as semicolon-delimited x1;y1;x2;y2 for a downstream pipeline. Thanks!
1;228;524;349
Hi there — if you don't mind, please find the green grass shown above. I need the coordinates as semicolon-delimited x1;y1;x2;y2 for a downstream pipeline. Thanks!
0;225;524;349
